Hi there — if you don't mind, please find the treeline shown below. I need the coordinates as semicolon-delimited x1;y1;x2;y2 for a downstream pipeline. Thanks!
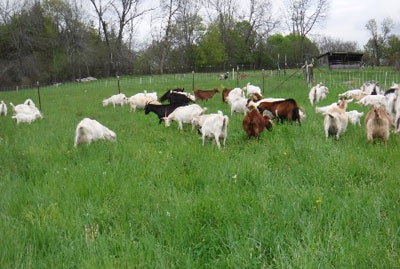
0;0;399;88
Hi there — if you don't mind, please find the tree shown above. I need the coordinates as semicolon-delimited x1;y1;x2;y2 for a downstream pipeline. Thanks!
364;18;393;66
315;35;358;54
284;0;329;59
195;25;227;67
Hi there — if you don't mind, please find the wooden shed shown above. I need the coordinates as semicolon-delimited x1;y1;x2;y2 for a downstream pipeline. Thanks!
317;52;364;69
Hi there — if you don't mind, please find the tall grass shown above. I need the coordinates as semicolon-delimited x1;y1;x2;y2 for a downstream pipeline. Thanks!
0;69;399;268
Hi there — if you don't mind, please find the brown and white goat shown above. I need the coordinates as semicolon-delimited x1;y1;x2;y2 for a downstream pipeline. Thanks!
258;99;301;124
222;88;232;103
323;99;348;140
243;109;273;139
365;107;392;145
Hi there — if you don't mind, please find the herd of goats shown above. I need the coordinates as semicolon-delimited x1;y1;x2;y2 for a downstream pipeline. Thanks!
1;79;399;148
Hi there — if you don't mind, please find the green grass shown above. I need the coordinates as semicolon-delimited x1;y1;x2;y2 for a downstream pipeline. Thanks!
1;69;400;268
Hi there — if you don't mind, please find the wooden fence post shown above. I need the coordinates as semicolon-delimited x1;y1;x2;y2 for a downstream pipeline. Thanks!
37;81;42;110
117;75;120;94
192;71;195;91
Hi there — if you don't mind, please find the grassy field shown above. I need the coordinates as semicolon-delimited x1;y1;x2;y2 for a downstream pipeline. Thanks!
0;69;399;268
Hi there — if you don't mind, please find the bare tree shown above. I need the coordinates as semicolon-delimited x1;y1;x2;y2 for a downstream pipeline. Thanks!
365;18;393;66
159;0;181;74
315;35;358;54
284;0;329;59
89;0;153;75
243;0;279;47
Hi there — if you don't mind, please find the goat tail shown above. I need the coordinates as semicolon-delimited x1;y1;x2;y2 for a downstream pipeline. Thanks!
293;107;301;123
312;88;317;105
222;115;229;132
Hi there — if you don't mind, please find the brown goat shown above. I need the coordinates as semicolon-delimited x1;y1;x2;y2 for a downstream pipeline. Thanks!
365;107;392;145
194;88;219;101
239;73;248;80
250;93;263;102
222;88;232;103
243;109;273;139
258;99;301;124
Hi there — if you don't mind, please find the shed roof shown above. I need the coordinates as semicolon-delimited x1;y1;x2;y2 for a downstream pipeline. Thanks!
317;52;364;59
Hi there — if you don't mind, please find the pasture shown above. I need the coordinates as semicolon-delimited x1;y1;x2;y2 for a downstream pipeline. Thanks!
0;69;399;268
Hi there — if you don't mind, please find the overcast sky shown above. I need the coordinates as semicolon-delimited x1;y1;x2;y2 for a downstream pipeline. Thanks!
274;0;400;48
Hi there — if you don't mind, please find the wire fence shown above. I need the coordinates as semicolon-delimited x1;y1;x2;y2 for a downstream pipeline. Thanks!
1;68;399;95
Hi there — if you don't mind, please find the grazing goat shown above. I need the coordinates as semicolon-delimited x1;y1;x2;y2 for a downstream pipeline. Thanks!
222;88;232;103
194;88;219;101
357;95;387;107
226;88;244;104
0;101;7;116
160;91;194;104
9;99;43;120
163;104;207;130
242;109;273;139
239;73;248;80
102;93;128;107
230;96;249;115
242;83;262;97
338;89;363;99
346;110;364;126
128;95;160;112
258;99;301;124
322;99;348;140
74;118;116;147
308;83;329;105
191;111;223;131
160;88;184;102
200;114;229;149
219;72;229;80
144;103;187;124
12;112;42;124
365;107;392;145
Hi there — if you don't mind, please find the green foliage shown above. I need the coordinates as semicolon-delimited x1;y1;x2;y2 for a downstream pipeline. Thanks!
195;26;227;66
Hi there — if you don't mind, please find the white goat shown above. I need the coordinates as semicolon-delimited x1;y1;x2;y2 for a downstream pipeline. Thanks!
128;95;160;112
242;83;262;97
102;93;128;107
309;83;329;105
226;88;244;104
0;101;7;116
191;111;223;131
230;96;249;115
315;102;339;114
200;114;229;149
163;104;207;130
12;112;41;124
346;110;364;126
357;95;387;107
9;99;43;119
74;118;116;147
322;99;348;140
338;89;363;99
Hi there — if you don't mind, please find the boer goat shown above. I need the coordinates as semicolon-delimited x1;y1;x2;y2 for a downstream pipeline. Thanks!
74;118;116;147
144;103;187;124
258;99;301;124
194;88;219;101
365;107;392;145
243;109;273;139
222;88;232;103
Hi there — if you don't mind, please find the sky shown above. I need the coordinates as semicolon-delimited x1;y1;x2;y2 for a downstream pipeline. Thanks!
273;0;400;48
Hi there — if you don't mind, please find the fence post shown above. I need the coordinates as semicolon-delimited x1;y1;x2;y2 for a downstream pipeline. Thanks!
117;75;120;94
192;71;195;91
36;81;42;110
232;68;235;81
236;66;239;87
385;71;387;89
262;69;265;95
